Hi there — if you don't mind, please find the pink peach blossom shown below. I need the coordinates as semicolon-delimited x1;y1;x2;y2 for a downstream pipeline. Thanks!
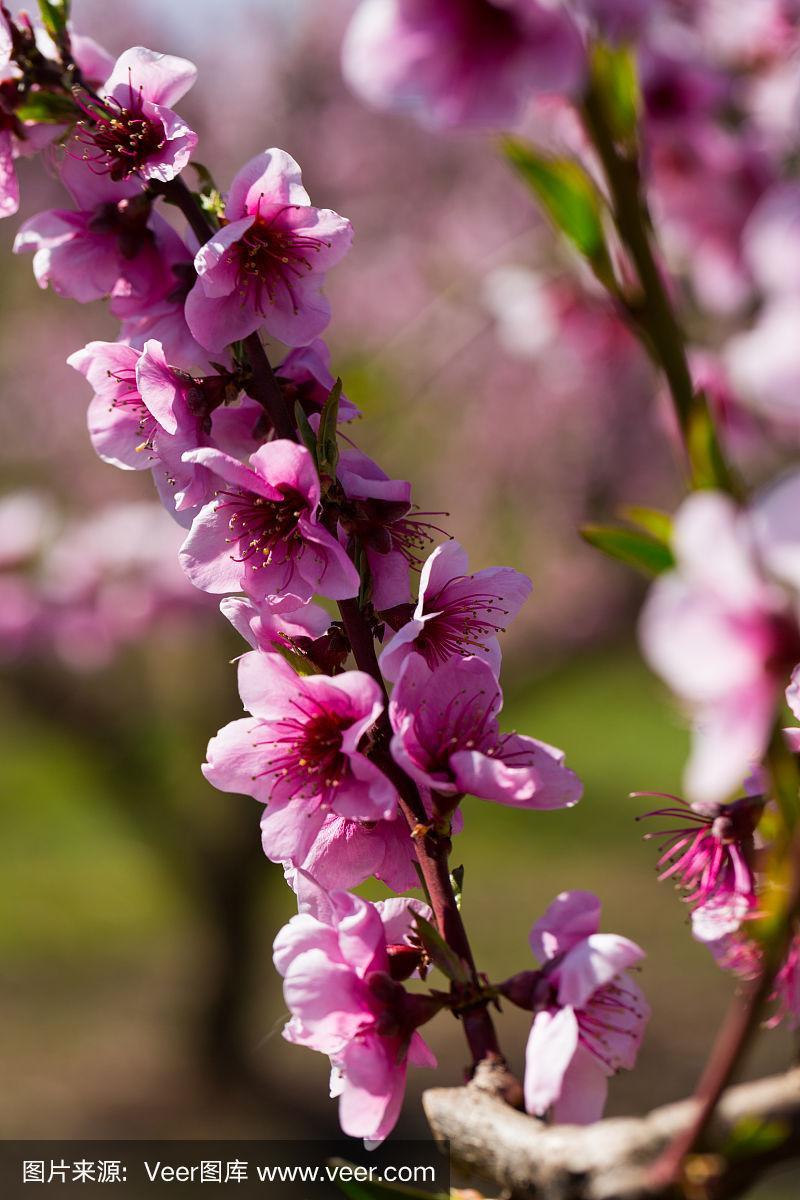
640;483;800;804
338;448;446;611
524;891;649;1124
71;45;197;183
14;157;184;306
274;889;436;1142
342;0;585;129
389;654;582;809
67;339;214;523
185;149;353;352
379;539;531;680
179;440;360;605
276;340;360;422
203;650;398;868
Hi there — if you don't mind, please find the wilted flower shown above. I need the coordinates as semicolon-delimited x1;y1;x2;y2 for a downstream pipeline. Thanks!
639;791;761;943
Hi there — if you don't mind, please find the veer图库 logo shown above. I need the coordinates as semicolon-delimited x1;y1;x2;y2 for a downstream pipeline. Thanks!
4;1141;448;1198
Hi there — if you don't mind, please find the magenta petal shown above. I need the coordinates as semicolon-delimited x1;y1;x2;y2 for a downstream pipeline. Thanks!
529;891;602;962
182;445;277;499
237;649;301;720
376;897;432;949
259;280;333;348
104;46;198;108
250;439;320;509
451;736;582;809
551;1045;609;1126
136;339;180;432
0;130;19;218
335;892;388;977
557;934;645;1010
184;284;263;353
202;717;270;801
338;1035;406;1143
86;393;149;471
179;500;246;593
523;1007;579;1117
273;913;340;978
283;950;368;1051
378;619;425;682
367;547;411;610
261;797;326;865
228;148;311;218
193;217;254;294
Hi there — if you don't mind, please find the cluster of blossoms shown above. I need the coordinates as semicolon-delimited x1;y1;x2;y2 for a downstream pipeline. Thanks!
2;4;651;1142
341;0;800;487
0;489;210;669
341;0;800;1007
636;480;800;1025
16;0;800;1154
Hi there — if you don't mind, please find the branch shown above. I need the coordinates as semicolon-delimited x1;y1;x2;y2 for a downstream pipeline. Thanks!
424;1065;800;1200
580;82;736;496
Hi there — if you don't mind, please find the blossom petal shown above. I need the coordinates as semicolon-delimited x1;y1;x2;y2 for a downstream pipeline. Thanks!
104;46;198;108
529;891;602;963
551;1044;609;1126
524;1006;579;1117
557;934;645;1010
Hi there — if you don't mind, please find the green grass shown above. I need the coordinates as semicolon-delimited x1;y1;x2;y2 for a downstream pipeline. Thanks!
0;701;182;960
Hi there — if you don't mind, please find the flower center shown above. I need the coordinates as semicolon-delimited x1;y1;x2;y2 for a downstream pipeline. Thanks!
639;793;761;912
234;203;328;316
443;0;521;54
415;685;497;774
216;486;305;567
73;82;166;181
87;195;155;259
417;578;510;663
259;701;350;805
107;366;159;455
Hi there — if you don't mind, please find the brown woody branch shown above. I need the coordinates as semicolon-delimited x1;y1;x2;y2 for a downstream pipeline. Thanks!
423;1064;800;1200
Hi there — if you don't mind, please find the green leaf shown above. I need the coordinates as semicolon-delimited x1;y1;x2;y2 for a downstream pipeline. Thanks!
191;161;218;193
270;640;316;678
503;139;611;277
590;41;640;147
327;1160;448;1200
723;1115;790;1160
687;394;740;494
449;865;464;912
581;524;675;576
37;0;70;40
294;401;318;467
413;913;471;985
317;378;342;483
15;91;76;124
618;505;673;546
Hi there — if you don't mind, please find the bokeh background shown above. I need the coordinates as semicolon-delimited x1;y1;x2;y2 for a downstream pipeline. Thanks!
1;2;798;1196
